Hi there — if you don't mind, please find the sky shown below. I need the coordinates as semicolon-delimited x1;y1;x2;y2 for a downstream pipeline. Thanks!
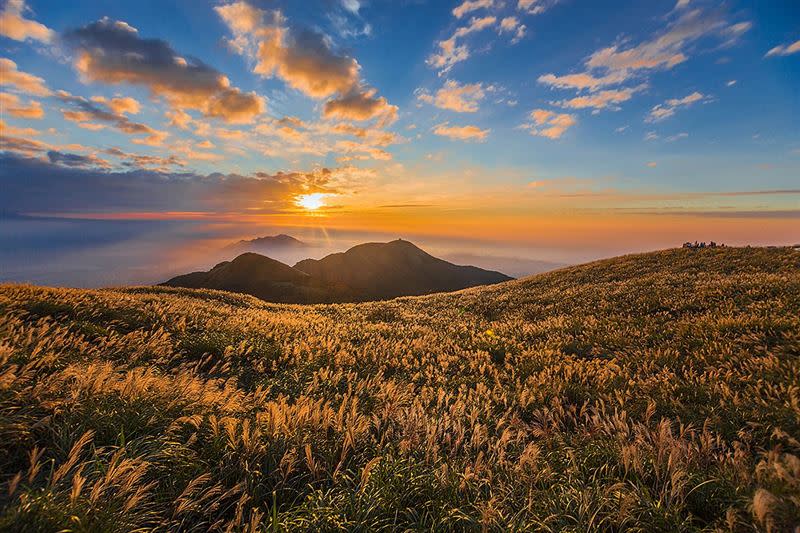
0;0;798;286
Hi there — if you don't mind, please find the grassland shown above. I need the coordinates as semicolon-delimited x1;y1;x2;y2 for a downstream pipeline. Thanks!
1;247;798;532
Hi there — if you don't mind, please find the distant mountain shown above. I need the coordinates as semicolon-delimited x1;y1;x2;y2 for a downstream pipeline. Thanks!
163;239;512;303
224;234;308;254
294;239;512;301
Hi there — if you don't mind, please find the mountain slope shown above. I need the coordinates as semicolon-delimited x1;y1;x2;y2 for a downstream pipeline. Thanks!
164;239;513;303
293;239;513;300
1;247;798;531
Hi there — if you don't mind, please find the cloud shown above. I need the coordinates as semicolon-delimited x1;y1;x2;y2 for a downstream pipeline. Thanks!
323;88;398;124
0;58;50;96
417;80;487;112
646;91;706;122
517;0;560;15
765;39;800;57
0;119;39;137
537;71;628;92
341;0;361;15
47;150;110;168
216;2;356;98
585;9;749;78
63;17;265;124
0;134;49;155
0;92;44;119
453;0;494;19
0;153;369;214
499;16;526;43
537;5;749;119
91;96;141;115
646;161;657;167
521;109;576;139
726;79;737;87
644;131;659;141
666;132;688;142
58;90;168;145
216;1;394;128
428;16;497;74
0;0;54;43
554;87;640;110
102;147;185;170
433;122;490;141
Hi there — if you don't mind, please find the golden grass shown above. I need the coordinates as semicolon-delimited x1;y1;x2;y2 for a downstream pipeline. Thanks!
0;247;798;531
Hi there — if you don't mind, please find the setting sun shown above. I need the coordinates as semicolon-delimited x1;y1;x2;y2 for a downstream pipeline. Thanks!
295;193;327;211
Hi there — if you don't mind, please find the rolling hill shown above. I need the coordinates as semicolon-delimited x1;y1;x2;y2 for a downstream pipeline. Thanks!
1;247;798;531
164;239;513;303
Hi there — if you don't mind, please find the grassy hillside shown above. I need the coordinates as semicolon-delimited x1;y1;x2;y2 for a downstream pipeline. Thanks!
1;247;798;532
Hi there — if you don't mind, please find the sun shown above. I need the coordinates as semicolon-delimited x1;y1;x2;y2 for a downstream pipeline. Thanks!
295;193;327;211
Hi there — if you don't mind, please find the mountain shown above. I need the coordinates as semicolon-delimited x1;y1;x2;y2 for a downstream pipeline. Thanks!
161;252;328;303
163;239;512;303
3;247;798;532
224;234;308;254
294;239;513;300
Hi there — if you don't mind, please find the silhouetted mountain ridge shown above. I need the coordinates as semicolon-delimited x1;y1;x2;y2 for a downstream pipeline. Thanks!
163;239;512;303
224;234;309;254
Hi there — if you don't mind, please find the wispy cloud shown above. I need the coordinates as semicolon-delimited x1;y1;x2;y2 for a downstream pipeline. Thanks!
646;91;707;122
433;122;490;141
520;109;576;139
765;39;800;57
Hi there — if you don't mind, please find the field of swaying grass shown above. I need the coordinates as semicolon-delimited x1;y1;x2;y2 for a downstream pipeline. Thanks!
1;247;798;532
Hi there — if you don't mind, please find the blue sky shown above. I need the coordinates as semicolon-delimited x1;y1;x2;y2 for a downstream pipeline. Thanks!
0;0;798;284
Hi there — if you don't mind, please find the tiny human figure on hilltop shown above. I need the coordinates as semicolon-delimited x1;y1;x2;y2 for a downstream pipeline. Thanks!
682;241;725;249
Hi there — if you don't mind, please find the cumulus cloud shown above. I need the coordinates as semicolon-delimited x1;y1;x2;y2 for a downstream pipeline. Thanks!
433;122;490;141
0;0;54;43
0;58;50;96
453;0;495;19
765;39;800;57
63;17;265;124
646;91;706;122
323;88;398;125
417;80;487;112
0;92;44;119
216;2;394;124
521;109;576;139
